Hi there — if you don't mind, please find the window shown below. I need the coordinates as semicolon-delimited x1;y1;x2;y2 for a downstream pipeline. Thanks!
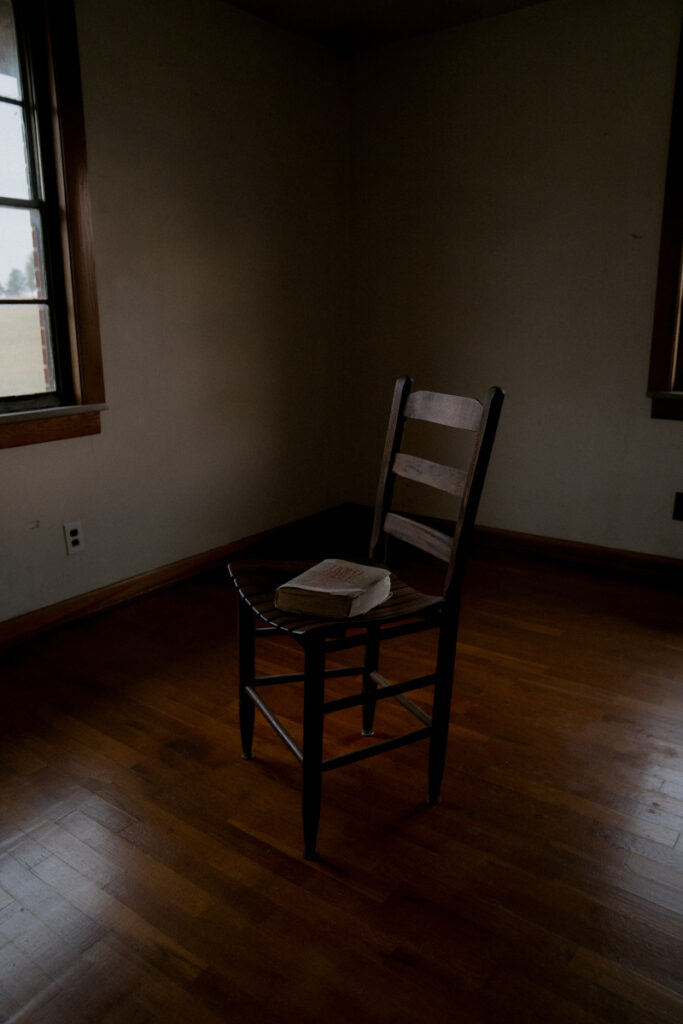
649;23;683;420
0;0;104;448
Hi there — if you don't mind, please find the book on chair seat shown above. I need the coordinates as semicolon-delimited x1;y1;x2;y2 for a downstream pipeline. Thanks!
274;559;391;617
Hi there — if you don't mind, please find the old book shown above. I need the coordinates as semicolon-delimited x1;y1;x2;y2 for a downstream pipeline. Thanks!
274;559;391;617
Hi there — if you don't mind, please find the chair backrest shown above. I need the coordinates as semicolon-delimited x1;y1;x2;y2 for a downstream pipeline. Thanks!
369;377;504;602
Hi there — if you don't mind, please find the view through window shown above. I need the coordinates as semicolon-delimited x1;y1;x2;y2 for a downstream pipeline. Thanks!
0;0;68;408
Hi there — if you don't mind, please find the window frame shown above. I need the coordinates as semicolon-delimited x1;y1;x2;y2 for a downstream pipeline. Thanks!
648;22;683;421
0;0;105;449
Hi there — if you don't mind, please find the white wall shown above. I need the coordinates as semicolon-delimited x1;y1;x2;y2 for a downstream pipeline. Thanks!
0;0;348;622
2;0;682;626
350;0;683;558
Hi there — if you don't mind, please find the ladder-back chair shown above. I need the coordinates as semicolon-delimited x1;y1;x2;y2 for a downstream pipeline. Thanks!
228;376;504;858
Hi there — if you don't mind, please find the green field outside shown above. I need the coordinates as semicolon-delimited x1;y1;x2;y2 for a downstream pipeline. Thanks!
0;305;51;397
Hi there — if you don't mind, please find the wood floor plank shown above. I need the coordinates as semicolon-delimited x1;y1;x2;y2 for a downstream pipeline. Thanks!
30;854;207;985
0;543;682;1022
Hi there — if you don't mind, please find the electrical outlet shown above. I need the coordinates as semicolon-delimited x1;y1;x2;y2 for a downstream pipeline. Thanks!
674;493;683;521
63;521;84;555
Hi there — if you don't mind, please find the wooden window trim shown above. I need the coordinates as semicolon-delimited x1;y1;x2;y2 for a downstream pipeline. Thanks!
0;0;105;449
648;23;683;420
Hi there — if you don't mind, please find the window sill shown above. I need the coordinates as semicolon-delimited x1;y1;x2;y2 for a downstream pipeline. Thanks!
0;404;107;449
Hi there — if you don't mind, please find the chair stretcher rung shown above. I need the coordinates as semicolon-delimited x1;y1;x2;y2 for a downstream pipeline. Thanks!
246;687;303;763
374;673;433;726
253;665;366;687
323;617;436;653
253;671;305;686
323;673;435;715
322;727;432;772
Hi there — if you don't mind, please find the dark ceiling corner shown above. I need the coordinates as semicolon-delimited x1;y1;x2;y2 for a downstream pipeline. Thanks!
225;0;552;50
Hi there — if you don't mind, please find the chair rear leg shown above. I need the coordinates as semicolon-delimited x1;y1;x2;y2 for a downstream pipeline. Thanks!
428;626;458;804
361;627;380;736
302;641;325;859
238;596;256;759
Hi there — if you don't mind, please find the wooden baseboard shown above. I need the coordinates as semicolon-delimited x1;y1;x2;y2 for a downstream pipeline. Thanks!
0;504;375;650
2;505;680;650
472;525;683;585
0;515;313;651
0;544;233;651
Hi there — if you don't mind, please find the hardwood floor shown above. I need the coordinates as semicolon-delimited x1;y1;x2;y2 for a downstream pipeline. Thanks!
0;541;682;1023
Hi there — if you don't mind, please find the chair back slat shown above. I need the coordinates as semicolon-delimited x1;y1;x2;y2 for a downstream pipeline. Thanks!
393;452;467;496
383;512;452;563
370;377;504;603
404;390;482;430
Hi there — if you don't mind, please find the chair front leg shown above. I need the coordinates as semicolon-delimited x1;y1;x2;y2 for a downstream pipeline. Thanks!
238;595;256;759
302;640;325;860
362;627;380;736
428;617;458;805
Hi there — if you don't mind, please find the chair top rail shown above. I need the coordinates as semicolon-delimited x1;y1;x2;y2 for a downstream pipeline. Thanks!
405;390;483;430
392;452;467;496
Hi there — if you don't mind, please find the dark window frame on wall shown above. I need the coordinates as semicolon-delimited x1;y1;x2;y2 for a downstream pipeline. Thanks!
649;22;683;421
0;0;105;449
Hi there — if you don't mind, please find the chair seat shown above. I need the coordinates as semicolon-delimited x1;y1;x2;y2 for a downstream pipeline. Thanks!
228;559;443;637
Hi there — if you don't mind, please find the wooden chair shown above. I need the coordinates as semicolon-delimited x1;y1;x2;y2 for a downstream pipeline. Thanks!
228;377;504;858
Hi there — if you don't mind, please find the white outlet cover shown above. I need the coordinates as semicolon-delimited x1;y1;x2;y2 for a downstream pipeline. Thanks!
63;520;84;555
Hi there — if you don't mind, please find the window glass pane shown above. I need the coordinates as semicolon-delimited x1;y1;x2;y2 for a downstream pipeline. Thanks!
0;0;21;100
0;206;47;298
0;100;30;197
0;304;54;397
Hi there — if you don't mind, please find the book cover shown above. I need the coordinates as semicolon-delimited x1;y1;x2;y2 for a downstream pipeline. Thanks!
274;559;391;617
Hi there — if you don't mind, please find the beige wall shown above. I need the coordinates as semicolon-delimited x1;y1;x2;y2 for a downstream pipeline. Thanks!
1;0;681;624
0;0;348;622
350;0;683;557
